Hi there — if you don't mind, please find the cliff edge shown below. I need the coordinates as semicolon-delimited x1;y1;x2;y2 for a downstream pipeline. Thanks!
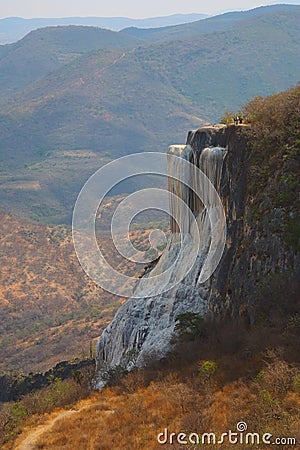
95;110;299;386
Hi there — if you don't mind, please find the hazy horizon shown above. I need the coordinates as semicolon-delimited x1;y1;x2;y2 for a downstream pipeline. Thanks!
0;0;299;19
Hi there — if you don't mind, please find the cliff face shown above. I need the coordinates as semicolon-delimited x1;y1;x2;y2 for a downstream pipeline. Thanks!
199;126;299;322
94;124;299;386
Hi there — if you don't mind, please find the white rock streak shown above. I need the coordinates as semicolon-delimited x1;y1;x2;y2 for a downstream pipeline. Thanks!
95;135;227;386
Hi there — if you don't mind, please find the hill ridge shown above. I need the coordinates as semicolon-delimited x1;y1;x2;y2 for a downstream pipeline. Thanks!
0;13;209;44
0;5;299;224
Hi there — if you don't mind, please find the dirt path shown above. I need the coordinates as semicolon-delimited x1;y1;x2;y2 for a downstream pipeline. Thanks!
97;47;136;75
14;409;80;450
13;400;114;450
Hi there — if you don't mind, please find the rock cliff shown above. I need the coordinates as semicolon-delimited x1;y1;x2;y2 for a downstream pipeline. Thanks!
94;123;299;387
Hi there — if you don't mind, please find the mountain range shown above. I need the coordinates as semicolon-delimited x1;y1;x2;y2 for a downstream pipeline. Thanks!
0;4;299;224
0;8;299;444
0;14;208;44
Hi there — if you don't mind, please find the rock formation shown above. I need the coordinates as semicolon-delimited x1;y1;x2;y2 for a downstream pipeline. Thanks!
94;124;299;387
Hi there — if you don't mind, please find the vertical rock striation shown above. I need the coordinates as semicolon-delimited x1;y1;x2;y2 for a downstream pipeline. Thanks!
95;124;299;386
95;125;229;386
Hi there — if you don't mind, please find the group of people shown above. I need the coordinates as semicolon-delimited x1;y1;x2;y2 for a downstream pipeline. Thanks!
233;115;243;125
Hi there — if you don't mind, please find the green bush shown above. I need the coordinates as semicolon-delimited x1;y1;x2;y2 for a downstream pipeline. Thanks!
199;360;217;380
175;312;206;339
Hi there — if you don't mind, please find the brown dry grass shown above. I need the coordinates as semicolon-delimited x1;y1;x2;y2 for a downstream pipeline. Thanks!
3;351;299;450
0;208;167;373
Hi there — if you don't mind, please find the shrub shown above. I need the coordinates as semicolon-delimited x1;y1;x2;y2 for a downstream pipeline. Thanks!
199;360;217;380
293;374;300;394
242;85;300;152
255;357;296;395
175;312;206;340
100;365;128;386
220;111;234;125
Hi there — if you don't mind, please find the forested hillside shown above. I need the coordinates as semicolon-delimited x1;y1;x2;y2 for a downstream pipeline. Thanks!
0;6;299;224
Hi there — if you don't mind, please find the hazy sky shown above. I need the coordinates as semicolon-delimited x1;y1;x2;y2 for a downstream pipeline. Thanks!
0;0;299;18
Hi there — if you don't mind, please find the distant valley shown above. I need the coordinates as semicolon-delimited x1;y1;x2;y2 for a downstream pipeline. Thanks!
0;5;299;224
0;203;168;373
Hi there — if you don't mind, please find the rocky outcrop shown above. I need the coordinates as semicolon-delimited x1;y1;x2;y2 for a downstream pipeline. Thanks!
94;124;299;387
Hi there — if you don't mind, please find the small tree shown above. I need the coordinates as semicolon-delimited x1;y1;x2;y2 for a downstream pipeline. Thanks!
175;312;206;340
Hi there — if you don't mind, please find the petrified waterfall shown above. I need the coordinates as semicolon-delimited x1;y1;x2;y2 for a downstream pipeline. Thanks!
167;144;227;286
168;144;226;234
95;126;228;386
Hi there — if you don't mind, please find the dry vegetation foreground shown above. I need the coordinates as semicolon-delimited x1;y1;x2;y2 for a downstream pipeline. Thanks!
3;351;300;450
